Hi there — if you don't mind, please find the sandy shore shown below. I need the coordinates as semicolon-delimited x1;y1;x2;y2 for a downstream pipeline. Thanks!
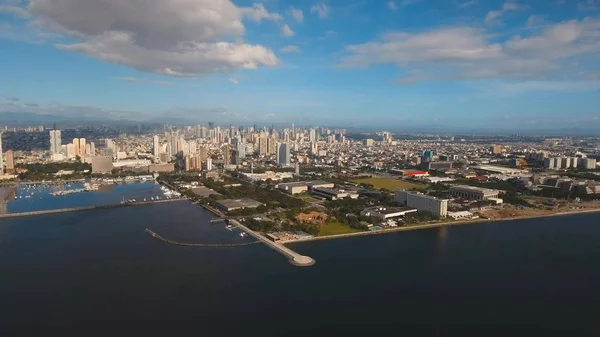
283;206;600;245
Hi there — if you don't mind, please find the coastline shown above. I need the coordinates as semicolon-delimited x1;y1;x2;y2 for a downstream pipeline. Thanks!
282;207;600;245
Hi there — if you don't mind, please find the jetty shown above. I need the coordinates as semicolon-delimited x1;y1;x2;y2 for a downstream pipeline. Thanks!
144;228;260;247
229;219;315;267
0;198;185;219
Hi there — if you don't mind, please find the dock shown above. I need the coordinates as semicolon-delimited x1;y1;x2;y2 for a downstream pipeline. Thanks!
0;198;186;219
229;219;315;267
144;228;260;247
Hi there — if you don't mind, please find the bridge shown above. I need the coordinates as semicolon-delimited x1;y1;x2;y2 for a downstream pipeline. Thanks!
0;198;186;219
145;228;260;247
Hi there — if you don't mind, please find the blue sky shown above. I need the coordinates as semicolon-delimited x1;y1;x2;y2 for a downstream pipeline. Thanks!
0;0;599;129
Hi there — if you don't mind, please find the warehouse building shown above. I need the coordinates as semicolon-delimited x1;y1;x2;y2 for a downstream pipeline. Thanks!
215;198;263;212
276;180;334;195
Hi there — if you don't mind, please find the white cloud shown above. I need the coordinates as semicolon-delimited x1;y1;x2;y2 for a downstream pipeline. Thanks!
241;3;282;23
22;0;278;77
388;1;398;10
280;45;300;53
577;0;598;11
281;24;295;37
341;18;600;83
318;30;338;40
460;0;478;8
311;3;329;19
286;6;304;23
228;77;239;85
485;1;525;25
113;77;175;86
0;4;30;18
526;15;545;26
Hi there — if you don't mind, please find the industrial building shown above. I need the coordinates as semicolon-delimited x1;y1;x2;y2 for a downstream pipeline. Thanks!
394;190;449;218
448;185;499;200
149;163;175;173
360;206;417;220
215;198;263;212
311;187;359;201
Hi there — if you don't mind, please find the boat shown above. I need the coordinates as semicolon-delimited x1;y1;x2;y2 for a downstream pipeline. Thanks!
240;232;247;238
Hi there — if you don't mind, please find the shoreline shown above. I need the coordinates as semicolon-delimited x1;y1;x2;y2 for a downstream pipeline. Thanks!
282;207;600;245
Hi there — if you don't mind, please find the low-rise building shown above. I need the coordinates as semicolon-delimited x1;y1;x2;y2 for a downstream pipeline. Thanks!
360;206;417;220
91;156;113;173
215;198;263;212
311;187;359;200
395;190;449;218
295;211;329;224
449;185;499;200
276;180;335;195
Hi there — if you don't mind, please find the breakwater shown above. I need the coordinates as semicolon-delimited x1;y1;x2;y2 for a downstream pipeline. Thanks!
144;228;260;247
0;198;186;219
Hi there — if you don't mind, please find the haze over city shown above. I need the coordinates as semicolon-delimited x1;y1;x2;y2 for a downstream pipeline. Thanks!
1;0;599;130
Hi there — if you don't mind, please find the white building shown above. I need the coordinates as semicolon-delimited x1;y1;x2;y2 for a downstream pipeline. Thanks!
206;157;213;171
395;190;449;218
49;130;61;154
0;132;3;175
579;158;597;170
449;185;499;200
153;135;160;158
360;206;417;220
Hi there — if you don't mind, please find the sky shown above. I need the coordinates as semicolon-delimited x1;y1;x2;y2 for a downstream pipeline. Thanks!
0;0;599;130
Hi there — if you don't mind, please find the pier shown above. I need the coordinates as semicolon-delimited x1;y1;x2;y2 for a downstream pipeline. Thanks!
144;228;260;247
209;218;227;224
229;219;315;267
0;198;186;219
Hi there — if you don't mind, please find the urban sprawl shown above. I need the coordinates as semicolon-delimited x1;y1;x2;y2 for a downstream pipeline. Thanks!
2;124;600;242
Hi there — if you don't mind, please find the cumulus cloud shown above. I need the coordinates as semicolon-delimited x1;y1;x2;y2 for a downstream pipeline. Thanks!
388;1;399;10
241;3;282;23
280;45;300;53
23;0;278;77
281;24;295;37
286;6;304;23
113;77;174;86
0;4;30;18
578;0;598;11
485;1;525;25
341;18;600;83
311;3;329;19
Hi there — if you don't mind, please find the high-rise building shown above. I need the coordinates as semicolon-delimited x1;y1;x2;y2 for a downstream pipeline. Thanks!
277;142;290;166
0;132;3;175
49;130;62;154
5;149;14;172
78;138;86;156
309;128;316;143
153;135;160;158
267;137;276;155
363;139;374;146
223;145;231;166
206;157;213;171
90;142;96;156
66;144;76;158
491;144;503;154
258;134;268;156
72;138;80;157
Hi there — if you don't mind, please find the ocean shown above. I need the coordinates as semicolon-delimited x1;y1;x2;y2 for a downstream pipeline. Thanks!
1;201;599;336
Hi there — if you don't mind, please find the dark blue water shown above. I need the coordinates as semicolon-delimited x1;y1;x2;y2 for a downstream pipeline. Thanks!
1;202;599;336
3;181;163;213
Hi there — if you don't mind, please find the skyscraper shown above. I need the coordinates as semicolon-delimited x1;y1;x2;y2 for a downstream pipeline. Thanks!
223;145;231;166
78;138;86;156
72;138;80;157
206;157;213;171
90;142;96;156
153;135;160;158
0;132;3;175
49;130;62;154
277;142;290;167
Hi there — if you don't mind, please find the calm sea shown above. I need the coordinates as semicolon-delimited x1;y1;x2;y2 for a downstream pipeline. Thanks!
1;201;599;336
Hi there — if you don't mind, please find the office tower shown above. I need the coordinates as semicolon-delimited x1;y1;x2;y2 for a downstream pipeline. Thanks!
49;130;62;154
153;135;160;158
206;157;213;171
277;142;290;166
169;132;179;156
223;145;231;166
267;137;276;155
72;138;80;157
309;128;316;143
234;137;245;158
0;132;3;175
78;138;86;156
258;134;268;156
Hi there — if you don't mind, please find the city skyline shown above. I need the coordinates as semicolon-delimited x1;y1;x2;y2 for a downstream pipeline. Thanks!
0;0;599;129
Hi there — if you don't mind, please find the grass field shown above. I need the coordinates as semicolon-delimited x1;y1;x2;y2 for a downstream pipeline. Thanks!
318;222;363;236
352;177;426;191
